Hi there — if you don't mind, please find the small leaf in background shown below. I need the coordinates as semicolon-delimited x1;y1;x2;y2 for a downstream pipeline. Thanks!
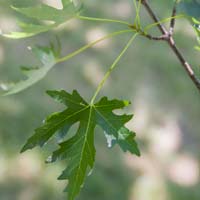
1;44;59;96
178;0;200;19
192;18;200;50
177;1;200;51
2;0;81;38
21;90;140;200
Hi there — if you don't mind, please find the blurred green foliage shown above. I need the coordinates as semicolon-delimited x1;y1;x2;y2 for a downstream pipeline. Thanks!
0;0;200;200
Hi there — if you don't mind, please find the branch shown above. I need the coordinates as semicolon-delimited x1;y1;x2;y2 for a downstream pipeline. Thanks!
169;0;178;35
140;0;200;92
140;0;168;35
129;24;168;40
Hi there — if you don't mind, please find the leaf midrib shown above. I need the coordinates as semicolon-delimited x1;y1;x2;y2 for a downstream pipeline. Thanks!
70;106;94;199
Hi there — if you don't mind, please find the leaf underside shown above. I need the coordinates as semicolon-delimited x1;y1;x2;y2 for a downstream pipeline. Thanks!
3;0;81;38
21;90;140;200
1;45;58;96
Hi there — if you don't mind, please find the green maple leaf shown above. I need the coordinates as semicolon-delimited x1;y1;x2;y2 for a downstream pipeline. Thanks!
1;44;59;96
21;90;140;200
3;0;82;38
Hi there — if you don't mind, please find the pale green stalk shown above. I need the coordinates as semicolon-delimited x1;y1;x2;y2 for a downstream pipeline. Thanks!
133;0;142;26
90;33;138;104
56;29;133;63
144;14;184;32
77;15;130;26
133;0;138;14
136;0;142;26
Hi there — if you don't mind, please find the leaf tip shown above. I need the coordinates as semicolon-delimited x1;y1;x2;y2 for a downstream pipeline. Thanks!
123;100;131;107
10;5;18;11
20;141;36;153
135;146;141;157
57;171;65;180
0;83;12;96
72;89;79;96
46;90;53;96
20;145;28;153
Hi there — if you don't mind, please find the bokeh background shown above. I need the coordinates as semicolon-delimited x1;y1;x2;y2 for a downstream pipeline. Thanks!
0;0;200;199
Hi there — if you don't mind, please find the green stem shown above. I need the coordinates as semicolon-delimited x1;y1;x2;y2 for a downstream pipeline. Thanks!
90;33;138;104
136;0;142;26
144;14;184;32
77;15;130;26
133;0;142;26
56;29;133;63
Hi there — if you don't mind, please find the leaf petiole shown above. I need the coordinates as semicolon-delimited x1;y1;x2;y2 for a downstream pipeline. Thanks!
90;33;138;104
144;14;184;32
77;15;131;26
56;29;134;63
133;0;142;27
